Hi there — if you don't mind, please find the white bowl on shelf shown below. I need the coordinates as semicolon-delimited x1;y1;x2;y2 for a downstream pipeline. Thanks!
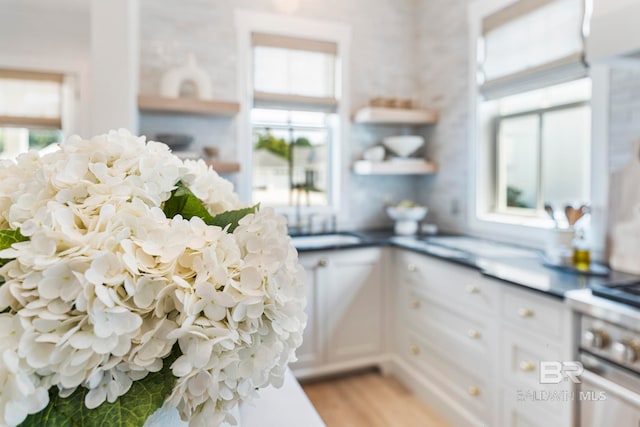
382;135;424;158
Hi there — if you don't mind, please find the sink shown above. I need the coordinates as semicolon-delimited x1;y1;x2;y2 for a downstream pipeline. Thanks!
424;236;539;259
389;236;469;259
291;233;363;249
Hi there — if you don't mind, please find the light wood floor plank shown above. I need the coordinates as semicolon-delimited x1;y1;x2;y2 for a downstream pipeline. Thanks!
302;371;452;427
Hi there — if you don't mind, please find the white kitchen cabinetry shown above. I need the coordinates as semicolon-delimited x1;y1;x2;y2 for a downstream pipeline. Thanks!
388;249;574;427
293;252;326;371
498;286;574;427
390;250;498;427
291;248;384;378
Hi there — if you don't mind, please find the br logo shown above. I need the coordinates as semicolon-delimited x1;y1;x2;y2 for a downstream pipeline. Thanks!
539;361;584;384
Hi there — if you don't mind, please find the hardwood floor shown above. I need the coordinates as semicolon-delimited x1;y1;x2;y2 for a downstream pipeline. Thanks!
301;371;452;427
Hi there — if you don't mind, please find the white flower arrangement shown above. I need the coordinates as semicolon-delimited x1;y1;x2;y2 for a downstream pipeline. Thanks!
0;130;306;427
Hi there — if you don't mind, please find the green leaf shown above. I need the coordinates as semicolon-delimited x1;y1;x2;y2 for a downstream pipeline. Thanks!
21;349;180;427
207;204;258;233
0;228;28;267
163;182;215;223
163;182;258;233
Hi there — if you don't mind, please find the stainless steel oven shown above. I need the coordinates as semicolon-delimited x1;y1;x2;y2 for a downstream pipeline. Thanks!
579;353;640;426
567;288;640;426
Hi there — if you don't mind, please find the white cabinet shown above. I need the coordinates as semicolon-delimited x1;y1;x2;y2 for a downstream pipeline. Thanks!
388;249;575;427
293;253;327;371
390;250;497;427
291;248;384;378
292;244;576;425
325;248;383;363
498;286;574;427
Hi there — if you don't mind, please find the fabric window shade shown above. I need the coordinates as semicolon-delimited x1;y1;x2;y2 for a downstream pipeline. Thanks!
252;33;338;112
0;69;64;129
479;0;588;99
251;33;337;55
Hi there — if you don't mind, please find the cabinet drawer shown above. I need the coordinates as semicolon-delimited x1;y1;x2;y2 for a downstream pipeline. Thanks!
502;327;563;388
399;251;499;313
501;287;564;339
404;330;491;423
502;328;571;417
404;289;491;364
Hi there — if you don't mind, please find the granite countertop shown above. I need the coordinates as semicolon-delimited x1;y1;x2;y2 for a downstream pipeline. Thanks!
292;230;640;299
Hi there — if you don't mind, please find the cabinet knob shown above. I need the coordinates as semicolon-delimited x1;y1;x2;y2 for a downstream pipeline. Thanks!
519;361;536;372
517;308;534;318
407;263;417;272
467;329;481;339
410;300;421;310
410;345;420;355
467;386;480;396
465;285;480;294
317;258;328;267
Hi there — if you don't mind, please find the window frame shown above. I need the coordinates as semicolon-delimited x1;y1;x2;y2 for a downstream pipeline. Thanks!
235;10;351;220
467;0;609;256
250;109;336;209
493;99;590;216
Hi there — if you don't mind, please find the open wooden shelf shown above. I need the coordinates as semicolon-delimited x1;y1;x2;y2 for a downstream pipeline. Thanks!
205;160;241;174
138;95;240;116
353;107;438;125
353;160;438;175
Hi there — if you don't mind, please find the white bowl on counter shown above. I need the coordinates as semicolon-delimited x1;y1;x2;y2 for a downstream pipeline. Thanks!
386;206;428;235
382;135;424;158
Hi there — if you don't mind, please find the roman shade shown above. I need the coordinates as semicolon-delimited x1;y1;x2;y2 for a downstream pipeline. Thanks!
252;32;338;112
479;0;590;99
0;69;64;129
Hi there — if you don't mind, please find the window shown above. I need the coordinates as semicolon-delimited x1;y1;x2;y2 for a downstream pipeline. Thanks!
250;33;339;209
491;78;591;216
0;70;65;158
473;0;591;227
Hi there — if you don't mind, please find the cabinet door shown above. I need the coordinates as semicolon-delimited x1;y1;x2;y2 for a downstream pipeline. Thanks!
501;387;563;427
289;253;327;371
326;248;383;363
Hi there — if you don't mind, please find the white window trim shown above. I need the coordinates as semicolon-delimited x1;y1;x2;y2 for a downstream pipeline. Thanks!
467;0;609;258
234;10;351;221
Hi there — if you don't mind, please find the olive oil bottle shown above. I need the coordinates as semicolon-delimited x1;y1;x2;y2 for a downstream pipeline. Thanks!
572;229;590;270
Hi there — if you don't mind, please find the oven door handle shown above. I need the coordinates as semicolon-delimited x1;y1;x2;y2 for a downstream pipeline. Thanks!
581;369;640;408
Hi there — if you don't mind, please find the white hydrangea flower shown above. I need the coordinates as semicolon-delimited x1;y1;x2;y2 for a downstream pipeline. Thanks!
0;130;306;427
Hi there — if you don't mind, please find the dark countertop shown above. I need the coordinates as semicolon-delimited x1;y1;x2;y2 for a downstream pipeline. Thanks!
292;230;640;299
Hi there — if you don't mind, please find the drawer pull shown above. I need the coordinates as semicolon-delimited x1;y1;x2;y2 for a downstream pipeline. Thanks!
465;285;480;294
467;386;480;396
410;300;421;309
317;258;328;267
517;308;534;318
410;345;420;355
407;263;417;272
467;329;481;339
519;361;536;372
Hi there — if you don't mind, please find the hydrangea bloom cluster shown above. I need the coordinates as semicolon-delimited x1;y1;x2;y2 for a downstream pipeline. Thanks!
0;130;306;427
